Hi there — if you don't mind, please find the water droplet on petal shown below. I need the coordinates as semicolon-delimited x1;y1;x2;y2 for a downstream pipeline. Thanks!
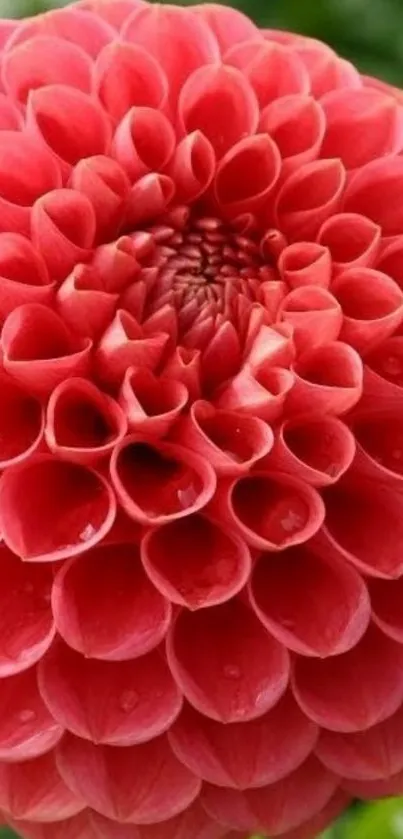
80;524;96;542
223;664;242;680
280;509;304;533
119;690;140;713
18;709;36;724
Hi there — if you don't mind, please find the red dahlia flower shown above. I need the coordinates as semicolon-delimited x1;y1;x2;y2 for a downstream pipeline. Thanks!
1;1;403;837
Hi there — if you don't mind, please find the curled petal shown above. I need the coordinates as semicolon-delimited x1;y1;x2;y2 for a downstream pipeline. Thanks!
179;64;259;159
245;323;295;371
167;598;289;723
125;173;175;226
56;734;201;824
320;88;403;168
193;3;260;52
0;371;43;469
275;158;346;242
57;264;119;341
293;624;403;732
351;408;403;488
343;156;403;235
119;367;188;438
169;131;215;203
0;233;52;320
211;472;325;551
31;189;96;282
169;691;317;789
0;455;116;563
142;513;251;609
295;41;361;97
317;213;381;274
111;436;216;525
45;377;127;464
6;7;115;58
364;335;403;404
3;36;92;103
322;475;403;578
52;542;171;661
279;242;332;289
163;346;202;401
216;366;295;423
95;42;168;123
90;235;139;293
2;303;92;397
96;309;168;387
266;414;356;487
122;3;220;105
333;267;403;353
0;751;85;823
69;156;130;244
176;400;273;476
39;639;182;747
214;134;281;218
225;40;309;108
250;543;370;657
316;704;403;781
279;285;342;352
0;132;61;236
376;236;403;289
288;341;363;415
370;577;403;643
201;755;337;835
113;107;175;182
0;546;55;676
27;85;112;177
0;667;63;763
259;94;326;177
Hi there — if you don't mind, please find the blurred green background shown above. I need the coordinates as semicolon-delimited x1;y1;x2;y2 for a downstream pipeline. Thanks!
0;0;402;837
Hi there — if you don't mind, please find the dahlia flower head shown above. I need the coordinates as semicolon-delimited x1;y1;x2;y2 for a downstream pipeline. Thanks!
1;1;403;837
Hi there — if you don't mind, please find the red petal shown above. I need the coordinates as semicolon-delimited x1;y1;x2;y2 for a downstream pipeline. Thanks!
0;132;61;236
216;366;295;423
167;599;289;723
288;341;363;415
193;4;259;53
369;577;403;643
95;42;168;123
0;233;53;320
364;335;403;405
212;472;325;551
125;173;175;227
111;437;216;526
259;94;325;177
279;242;332;289
56;734;201;824
0;371;43;469
201;755;337;835
266;414;355;486
278;285;342;352
56;265;118;341
8;811;96;839
45;377;127;464
333;267;403;353
7;7;114;58
179;65;259;159
293;623;403;732
119;367;188;438
2;303;92;397
250;542;370;657
294;41;361;97
225;40;309;109
351;407;403;488
52;542;171;660
0;751;85;822
31;189;96;282
0;546;54;676
0;455;116;562
342;772;403;800
3;36;92;103
278;790;350;839
0;92;23;130
90;800;226;839
214;134;281;218
96;309;168;387
112;107;175;182
0;667;63;763
317;703;403;781
142;513;251;609
343;156;403;235
321;88;403;168
317;213;381;274
169;131;215;203
38;638;182;746
79;0;145;29
69;156;130;244
322;476;403;578
275;159;346;241
169;691;317;789
122;4;219;106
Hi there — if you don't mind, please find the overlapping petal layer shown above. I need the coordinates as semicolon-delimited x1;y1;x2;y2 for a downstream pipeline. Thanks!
0;2;402;838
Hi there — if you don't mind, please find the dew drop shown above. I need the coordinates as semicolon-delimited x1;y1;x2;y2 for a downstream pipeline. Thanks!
177;482;198;509
119;690;140;713
80;524;96;543
223;664;242;680
18;709;36;724
280;509;304;533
